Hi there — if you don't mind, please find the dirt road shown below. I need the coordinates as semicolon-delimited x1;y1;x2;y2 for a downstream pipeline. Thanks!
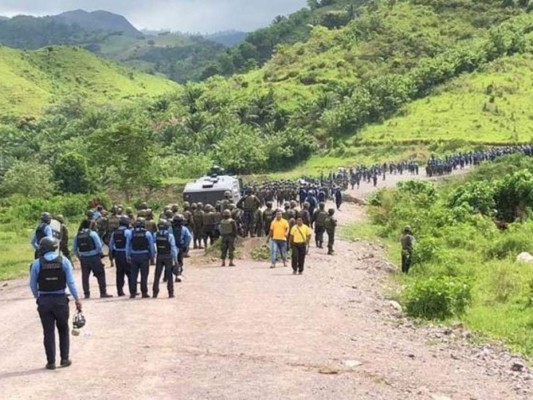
0;170;529;400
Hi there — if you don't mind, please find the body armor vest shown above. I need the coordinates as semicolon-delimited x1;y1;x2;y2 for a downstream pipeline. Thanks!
38;256;66;292
113;229;126;250
219;219;235;235
77;231;96;253
131;230;149;251
156;231;171;255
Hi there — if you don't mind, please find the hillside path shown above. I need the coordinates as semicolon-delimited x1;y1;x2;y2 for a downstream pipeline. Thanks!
0;168;530;400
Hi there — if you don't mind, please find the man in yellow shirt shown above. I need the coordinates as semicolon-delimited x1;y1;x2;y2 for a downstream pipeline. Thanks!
289;216;312;275
267;210;289;269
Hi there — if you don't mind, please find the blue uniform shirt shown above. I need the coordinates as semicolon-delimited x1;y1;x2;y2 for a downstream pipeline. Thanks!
109;227;131;253
72;229;103;258
30;224;53;250
153;229;179;262
30;252;80;300
179;226;192;249
126;228;155;259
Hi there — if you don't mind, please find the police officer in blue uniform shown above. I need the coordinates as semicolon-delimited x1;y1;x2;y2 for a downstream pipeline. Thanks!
171;214;192;283
109;215;132;297
73;220;112;299
126;218;155;299
30;237;82;370
31;212;54;258
152;219;178;298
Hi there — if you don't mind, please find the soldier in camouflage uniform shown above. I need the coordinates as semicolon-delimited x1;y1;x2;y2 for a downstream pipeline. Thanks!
192;203;204;249
255;208;263;237
313;202;328;249
213;201;222;241
219;210;238;267
182;202;194;257
325;208;337;255
401;226;415;274
56;214;72;262
237;190;261;238
202;204;217;248
96;210;109;244
108;206;121;236
229;203;243;237
145;209;157;234
221;191;233;213
300;202;311;227
262;201;275;237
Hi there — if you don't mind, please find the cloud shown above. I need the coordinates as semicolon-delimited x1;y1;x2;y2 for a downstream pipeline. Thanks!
0;0;308;32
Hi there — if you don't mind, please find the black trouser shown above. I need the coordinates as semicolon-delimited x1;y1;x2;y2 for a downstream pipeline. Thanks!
130;254;150;296
291;243;307;273
326;228;335;253
37;295;70;365
221;235;235;260
176;247;185;276
114;251;131;296
80;255;107;297
153;256;174;297
402;251;412;274
315;226;325;247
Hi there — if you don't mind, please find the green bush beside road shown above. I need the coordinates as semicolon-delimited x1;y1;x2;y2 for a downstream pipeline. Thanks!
344;154;533;356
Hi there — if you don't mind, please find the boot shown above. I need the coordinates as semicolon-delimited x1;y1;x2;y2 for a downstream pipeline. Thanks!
229;260;236;267
221;260;226;267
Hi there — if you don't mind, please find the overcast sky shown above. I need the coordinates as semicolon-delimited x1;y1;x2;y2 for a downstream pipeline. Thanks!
0;0;308;33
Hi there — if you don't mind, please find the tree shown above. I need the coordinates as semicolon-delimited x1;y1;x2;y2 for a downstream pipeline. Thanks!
53;152;94;194
90;122;157;201
1;160;56;197
307;0;320;10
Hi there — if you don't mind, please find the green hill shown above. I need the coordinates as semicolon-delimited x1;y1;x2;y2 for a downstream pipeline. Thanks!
54;9;141;37
358;53;533;146
93;32;226;83
202;0;364;78
0;46;178;117
2;0;533;179
0;11;229;83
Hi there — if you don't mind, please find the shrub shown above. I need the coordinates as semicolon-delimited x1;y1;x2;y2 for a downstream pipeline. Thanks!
490;263;519;303
404;277;472;320
251;244;271;261
485;231;533;259
413;237;440;265
448;181;496;215
1;160;56;198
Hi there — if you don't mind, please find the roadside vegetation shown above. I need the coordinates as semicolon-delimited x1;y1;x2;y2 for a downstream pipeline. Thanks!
344;155;533;356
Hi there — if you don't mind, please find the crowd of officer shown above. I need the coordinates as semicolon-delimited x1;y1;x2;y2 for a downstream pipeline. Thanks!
31;204;193;301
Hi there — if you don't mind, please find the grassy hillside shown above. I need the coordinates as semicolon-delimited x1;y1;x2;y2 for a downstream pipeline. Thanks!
94;33;226;82
0;46;178;116
1;0;533;182
203;0;366;77
358;54;533;145
0;12;229;83
227;0;522;108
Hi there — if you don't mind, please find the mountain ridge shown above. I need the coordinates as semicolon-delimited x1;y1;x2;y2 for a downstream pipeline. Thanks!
53;9;142;37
